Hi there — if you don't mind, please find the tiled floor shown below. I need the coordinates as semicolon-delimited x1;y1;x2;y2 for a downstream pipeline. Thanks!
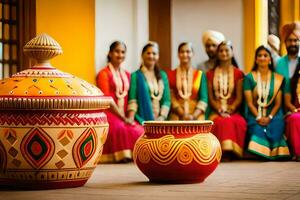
1;161;300;200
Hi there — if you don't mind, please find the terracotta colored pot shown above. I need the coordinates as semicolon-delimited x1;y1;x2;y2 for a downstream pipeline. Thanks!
0;34;111;189
133;120;221;183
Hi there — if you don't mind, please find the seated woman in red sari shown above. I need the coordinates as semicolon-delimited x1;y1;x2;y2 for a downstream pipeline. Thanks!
207;41;247;159
96;41;144;163
168;42;208;120
285;59;300;161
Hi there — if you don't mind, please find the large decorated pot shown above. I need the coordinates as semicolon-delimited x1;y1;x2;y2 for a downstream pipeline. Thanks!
133;120;221;183
0;34;111;189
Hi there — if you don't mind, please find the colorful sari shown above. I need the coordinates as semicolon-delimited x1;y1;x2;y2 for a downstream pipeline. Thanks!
277;56;300;159
96;66;144;163
207;67;246;157
128;69;171;124
244;71;290;160
286;111;300;159
168;68;208;120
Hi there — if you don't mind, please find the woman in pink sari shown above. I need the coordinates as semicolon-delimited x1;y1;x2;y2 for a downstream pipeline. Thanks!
207;41;247;159
96;41;144;163
285;60;300;161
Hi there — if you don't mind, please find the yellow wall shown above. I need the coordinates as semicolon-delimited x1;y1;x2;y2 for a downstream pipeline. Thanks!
243;0;255;73
243;0;268;73
36;0;95;84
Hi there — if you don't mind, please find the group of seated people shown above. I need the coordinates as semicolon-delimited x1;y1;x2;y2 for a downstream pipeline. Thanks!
96;21;300;163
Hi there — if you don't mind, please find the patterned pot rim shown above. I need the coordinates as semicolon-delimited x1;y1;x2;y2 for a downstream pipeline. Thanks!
143;120;213;126
143;120;214;135
0;96;112;110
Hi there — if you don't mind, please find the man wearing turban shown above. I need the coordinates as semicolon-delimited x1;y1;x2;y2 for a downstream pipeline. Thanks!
276;22;300;93
197;30;225;72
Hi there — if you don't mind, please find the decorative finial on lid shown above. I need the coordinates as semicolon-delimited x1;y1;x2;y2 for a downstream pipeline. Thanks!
23;33;63;66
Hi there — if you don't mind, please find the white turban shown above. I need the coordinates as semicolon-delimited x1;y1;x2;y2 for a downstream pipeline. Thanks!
267;34;280;52
202;30;226;46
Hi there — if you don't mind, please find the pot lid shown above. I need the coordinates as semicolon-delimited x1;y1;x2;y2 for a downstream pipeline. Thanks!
0;34;111;110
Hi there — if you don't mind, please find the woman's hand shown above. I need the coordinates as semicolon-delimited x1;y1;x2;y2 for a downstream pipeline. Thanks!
257;117;271;126
182;114;193;120
157;116;166;121
192;109;203;120
125;116;135;125
227;104;236;114
219;111;230;118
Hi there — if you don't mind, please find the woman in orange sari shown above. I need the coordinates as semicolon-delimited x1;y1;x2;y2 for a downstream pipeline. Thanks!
168;42;208;120
207;41;246;159
96;41;143;163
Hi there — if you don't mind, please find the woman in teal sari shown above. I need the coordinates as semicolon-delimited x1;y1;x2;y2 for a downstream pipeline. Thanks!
127;42;171;124
244;45;290;160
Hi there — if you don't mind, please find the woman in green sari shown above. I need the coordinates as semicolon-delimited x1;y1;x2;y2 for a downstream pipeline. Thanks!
127;42;171;124
244;45;290;160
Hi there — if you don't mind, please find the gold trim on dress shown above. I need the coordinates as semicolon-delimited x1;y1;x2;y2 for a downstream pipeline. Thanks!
248;141;290;157
221;139;243;157
98;149;132;163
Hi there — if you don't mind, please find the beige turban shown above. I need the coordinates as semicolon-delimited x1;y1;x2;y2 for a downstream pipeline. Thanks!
202;30;225;46
267;34;280;52
280;21;300;41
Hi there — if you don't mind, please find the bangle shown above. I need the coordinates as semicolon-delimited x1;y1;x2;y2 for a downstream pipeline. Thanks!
268;114;273;120
294;109;298;113
255;116;261;121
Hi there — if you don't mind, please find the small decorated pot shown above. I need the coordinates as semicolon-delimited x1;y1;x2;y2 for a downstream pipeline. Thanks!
0;34;111;189
133;120;221;183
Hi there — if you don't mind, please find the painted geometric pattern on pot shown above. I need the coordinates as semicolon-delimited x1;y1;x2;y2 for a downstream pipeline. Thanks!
0;112;107;126
20;127;55;169
54;130;74;169
73;127;97;168
134;134;222;166
4;128;22;167
93;127;108;165
0;140;7;172
1;168;94;181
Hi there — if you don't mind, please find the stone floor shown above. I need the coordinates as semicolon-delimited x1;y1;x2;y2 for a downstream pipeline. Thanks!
1;161;300;200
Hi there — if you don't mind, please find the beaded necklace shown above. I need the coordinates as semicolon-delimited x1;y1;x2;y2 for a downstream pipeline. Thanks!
213;66;234;112
141;65;164;118
176;65;193;115
256;70;271;117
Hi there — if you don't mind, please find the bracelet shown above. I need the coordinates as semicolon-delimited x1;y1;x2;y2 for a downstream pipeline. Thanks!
294;109;298;113
268;114;273;120
255;116;261;121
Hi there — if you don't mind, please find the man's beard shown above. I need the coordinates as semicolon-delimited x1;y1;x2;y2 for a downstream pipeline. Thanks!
287;45;299;55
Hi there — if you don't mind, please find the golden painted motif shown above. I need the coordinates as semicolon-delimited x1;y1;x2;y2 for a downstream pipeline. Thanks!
134;133;221;166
